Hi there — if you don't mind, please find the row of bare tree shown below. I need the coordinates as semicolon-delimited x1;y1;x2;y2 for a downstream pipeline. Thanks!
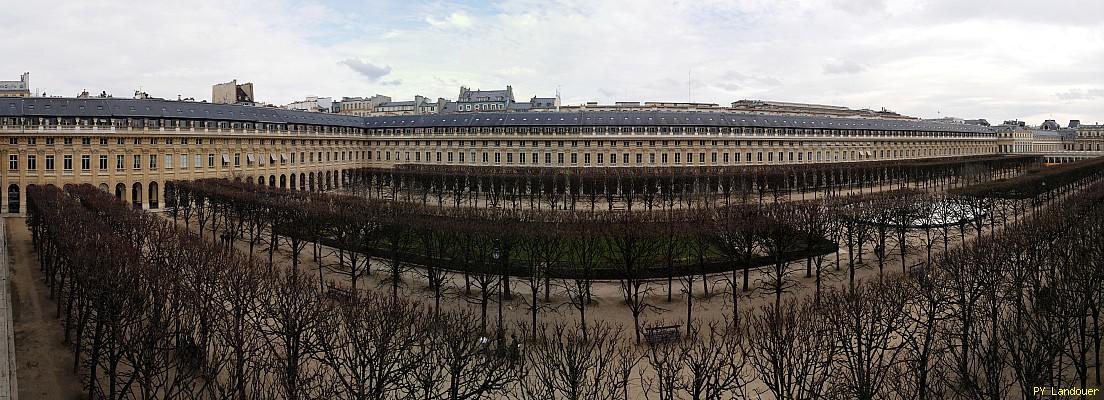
165;161;1104;350
343;155;1037;210
26;161;1104;399
27;184;521;400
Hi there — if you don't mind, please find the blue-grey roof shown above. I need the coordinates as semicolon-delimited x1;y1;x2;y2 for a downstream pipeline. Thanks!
0;97;994;135
362;110;994;134
0;97;365;127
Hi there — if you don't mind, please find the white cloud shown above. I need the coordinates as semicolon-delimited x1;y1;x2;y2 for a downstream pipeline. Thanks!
822;59;866;75
425;11;474;29
1056;88;1104;101
3;0;1104;123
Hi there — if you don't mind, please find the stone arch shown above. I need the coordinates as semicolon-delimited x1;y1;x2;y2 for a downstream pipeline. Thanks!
269;175;276;187
115;183;126;199
289;174;296;191
149;181;159;209
309;172;316;191
246;176;254;185
6;184;19;214
299;173;306;191
164;181;176;209
98;183;109;192
257;176;265;186
131;182;143;209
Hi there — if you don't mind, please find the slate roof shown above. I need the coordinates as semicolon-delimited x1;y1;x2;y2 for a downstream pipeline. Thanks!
0;98;993;135
0;97;365;127
362;110;994;134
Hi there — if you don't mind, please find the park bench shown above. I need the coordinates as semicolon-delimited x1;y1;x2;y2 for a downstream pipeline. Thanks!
643;325;682;346
325;281;354;302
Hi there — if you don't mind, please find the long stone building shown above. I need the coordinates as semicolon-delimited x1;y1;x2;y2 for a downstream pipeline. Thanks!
3;96;1079;215
1;98;367;213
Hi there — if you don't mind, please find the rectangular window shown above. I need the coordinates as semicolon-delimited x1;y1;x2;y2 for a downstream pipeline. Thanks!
46;155;55;171
235;153;241;166
8;154;16;171
27;155;36;171
165;154;173;169
635;153;642;164
180;154;188;168
116;155;124;170
99;155;107;170
64;155;73;171
133;155;141;169
81;155;90;171
208;154;215;167
150;155;157;170
558;153;564;164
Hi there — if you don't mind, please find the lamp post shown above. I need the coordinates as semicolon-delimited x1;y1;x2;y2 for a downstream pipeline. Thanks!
493;240;504;341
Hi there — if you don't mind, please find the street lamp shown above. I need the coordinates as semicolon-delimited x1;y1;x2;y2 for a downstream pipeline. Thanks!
493;240;504;342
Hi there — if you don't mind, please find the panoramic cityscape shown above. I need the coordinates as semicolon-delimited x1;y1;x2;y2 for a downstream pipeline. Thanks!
1;1;1103;399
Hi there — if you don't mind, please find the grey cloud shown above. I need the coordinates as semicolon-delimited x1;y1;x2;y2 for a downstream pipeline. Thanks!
830;0;888;15
718;71;781;88
340;59;393;81
713;82;742;92
1056;88;1104;100
823;59;865;75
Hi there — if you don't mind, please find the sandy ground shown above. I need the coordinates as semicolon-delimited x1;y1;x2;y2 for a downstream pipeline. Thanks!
178;213;975;342
6;217;85;400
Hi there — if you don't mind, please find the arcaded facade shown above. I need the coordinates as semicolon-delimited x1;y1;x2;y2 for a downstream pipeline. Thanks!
361;112;998;169
2;98;1003;214
1;98;369;214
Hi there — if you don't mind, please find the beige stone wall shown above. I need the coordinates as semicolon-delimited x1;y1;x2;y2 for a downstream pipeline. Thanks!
1;126;370;214
2;123;1006;214
364;135;999;169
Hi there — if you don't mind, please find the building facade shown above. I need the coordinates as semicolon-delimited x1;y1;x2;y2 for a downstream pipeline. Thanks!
361;111;999;170
1;98;369;214
339;95;392;117
11;97;1101;214
1073;123;1104;151
0;73;31;97
454;86;514;112
285;96;334;113
212;80;255;105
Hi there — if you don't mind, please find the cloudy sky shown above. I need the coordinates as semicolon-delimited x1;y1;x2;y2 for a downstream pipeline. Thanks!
4;0;1104;124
